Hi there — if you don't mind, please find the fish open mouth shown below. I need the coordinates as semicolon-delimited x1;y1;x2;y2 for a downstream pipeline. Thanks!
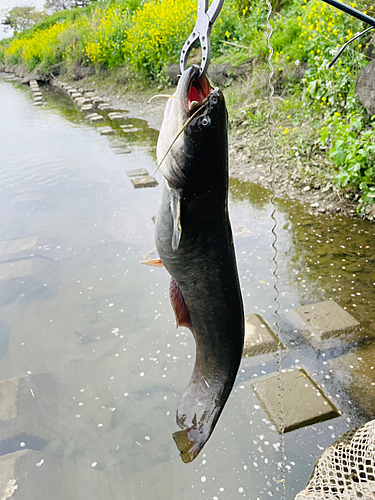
186;67;213;114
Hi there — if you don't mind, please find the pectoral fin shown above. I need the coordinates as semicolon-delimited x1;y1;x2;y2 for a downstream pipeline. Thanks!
140;248;164;267
169;187;182;251
169;278;193;331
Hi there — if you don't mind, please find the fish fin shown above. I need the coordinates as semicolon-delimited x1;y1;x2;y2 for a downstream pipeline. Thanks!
140;248;164;267
172;426;206;464
169;187;182;251
169;278;193;330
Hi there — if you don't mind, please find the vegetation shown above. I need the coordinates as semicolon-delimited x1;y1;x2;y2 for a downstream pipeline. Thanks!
0;0;375;215
1;6;45;33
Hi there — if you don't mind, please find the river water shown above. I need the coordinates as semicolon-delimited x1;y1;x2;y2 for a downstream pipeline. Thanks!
1;75;375;499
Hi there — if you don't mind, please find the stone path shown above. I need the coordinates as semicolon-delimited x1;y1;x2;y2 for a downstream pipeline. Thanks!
29;80;43;107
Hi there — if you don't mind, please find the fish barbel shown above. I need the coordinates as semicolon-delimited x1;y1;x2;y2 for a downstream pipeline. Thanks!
143;65;244;463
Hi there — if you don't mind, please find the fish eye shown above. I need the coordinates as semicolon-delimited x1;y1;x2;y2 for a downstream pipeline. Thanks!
201;116;211;127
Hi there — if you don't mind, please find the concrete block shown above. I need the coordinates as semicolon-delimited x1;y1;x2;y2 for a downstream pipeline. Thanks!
121;126;140;133
71;92;82;99
131;176;158;189
0;260;34;282
91;97;106;105
0;373;59;455
67;88;78;95
0;450;74;500
32;91;42;97
81;105;94;112
84;92;96;98
90;115;105;123
0;237;38;257
98;126;115;136
242;314;284;357
29;80;37;85
291;300;360;347
33;96;43;102
98;103;113;111
252;368;339;433
112;146;131;154
329;344;375;417
33;102;43;107
108;112;126;120
76;98;91;106
126;168;149;177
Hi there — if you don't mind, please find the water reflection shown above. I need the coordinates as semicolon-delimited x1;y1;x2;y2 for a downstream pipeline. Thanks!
0;75;375;499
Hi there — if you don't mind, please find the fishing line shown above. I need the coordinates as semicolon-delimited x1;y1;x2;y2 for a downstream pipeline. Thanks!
265;2;287;498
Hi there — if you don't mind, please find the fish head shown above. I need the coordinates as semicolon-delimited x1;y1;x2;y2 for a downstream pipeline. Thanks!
157;65;228;193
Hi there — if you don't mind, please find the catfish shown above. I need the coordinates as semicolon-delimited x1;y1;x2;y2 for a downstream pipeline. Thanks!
143;65;244;463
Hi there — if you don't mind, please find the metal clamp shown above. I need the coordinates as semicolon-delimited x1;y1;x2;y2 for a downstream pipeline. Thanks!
179;0;224;76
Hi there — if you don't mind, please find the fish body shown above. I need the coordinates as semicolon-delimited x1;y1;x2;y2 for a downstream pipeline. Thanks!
154;66;244;463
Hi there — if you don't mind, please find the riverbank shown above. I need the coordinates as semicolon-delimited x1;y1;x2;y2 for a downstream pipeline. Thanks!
52;69;359;219
0;63;360;219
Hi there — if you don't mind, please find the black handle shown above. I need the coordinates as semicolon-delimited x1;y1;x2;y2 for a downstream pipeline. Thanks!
321;0;375;27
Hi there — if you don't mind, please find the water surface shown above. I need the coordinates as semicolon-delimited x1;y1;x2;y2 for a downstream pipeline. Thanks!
1;76;374;499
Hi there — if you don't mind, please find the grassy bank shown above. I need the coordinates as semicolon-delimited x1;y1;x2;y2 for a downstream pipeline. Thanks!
1;0;375;216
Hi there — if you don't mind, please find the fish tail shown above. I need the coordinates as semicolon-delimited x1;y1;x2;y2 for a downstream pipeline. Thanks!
172;425;208;464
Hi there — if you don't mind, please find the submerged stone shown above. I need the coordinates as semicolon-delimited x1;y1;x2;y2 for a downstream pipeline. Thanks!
329;344;375;417
291;301;360;348
0;259;34;282
242;314;285;357
0;450;71;500
252;368;340;433
0;236;38;256
98;126;115;135
0;373;59;455
121;126;140;133
111;146;131;154
131;176;158;188
126;168;149;177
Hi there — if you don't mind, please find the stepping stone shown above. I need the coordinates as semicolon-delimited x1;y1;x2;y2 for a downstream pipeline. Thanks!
32;91;42;97
0;237;38;256
98;126;115;135
71;92;82;99
33;102;43;107
33;96;43;102
84;91;96;98
121;127;140;133
0;373;59;453
29;80;38;85
86;113;98;119
81;105;94;112
76;98;91;106
0;259;34;282
252;368;339;433
291;301;360;348
67;88;78;95
0;450;69;500
108;112;126;120
131;176;158;188
112;147;131;154
242;314;285;357
98;103;113;111
30;85;39;91
126;168;149;177
121;124;133;129
89;114;105;123
91;96;106;104
329;344;375;416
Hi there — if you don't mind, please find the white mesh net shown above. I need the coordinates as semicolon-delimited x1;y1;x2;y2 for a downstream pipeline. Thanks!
295;420;375;499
